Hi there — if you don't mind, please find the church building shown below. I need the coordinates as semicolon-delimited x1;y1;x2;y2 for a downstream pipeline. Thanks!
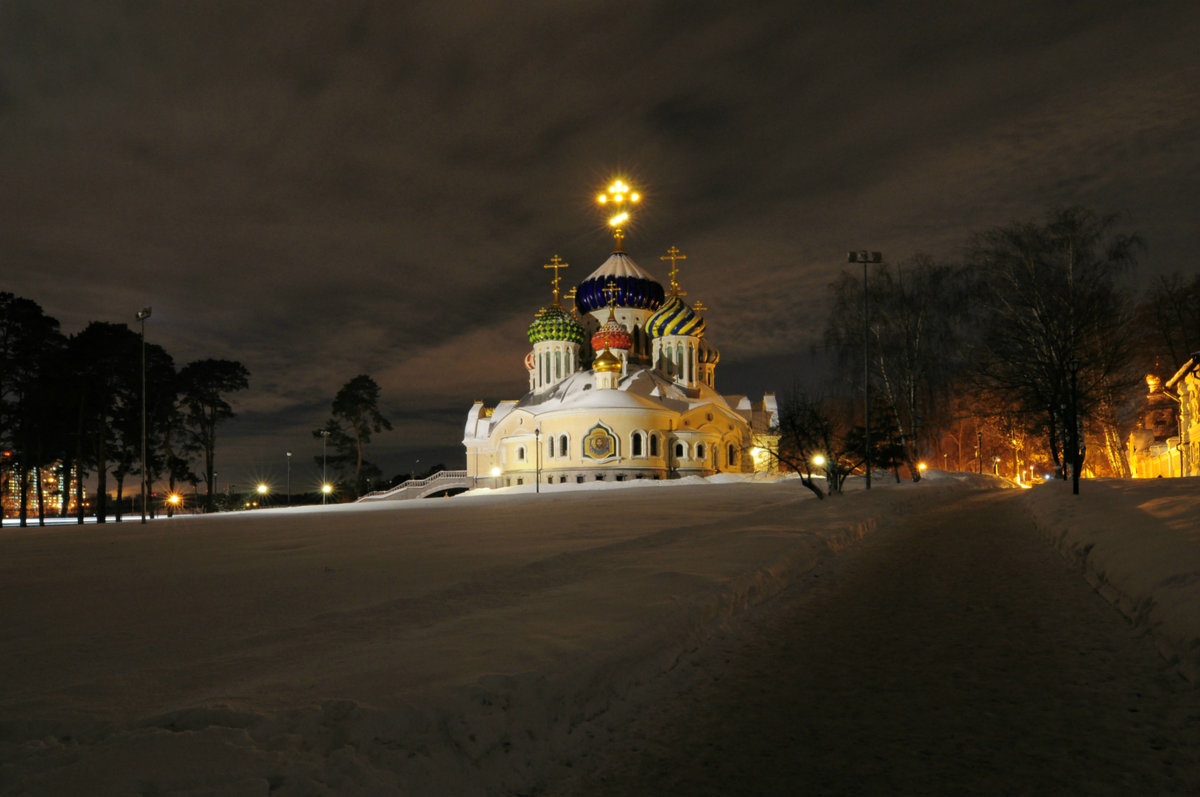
464;180;778;488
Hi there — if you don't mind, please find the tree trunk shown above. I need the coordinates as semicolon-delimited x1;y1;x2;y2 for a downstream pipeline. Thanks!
114;474;125;522
35;462;45;527
17;463;28;527
95;433;108;523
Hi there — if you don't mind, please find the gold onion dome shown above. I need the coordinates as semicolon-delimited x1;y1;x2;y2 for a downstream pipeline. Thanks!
646;296;706;338
527;304;585;345
592;347;622;373
591;308;632;352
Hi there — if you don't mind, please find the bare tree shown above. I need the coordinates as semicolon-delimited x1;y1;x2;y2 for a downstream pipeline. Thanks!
970;206;1141;494
825;255;972;481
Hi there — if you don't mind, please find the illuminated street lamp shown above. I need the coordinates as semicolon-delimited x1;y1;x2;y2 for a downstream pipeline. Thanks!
136;306;152;524
286;452;292;505
847;251;882;489
256;483;268;507
320;430;330;504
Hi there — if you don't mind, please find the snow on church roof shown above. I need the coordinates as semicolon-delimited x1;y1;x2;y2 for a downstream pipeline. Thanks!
513;364;736;418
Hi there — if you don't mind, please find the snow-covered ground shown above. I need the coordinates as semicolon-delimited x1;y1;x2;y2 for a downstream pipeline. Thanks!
0;472;1195;795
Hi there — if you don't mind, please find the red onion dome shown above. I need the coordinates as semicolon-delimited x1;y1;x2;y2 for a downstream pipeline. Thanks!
591;312;632;351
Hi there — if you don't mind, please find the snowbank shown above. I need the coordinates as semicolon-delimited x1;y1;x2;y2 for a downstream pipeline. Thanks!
2;474;1195;794
0;477;891;795
1022;478;1200;683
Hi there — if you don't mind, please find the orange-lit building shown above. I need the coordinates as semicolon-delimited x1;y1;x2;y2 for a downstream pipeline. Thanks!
1;459;87;518
1128;354;1200;478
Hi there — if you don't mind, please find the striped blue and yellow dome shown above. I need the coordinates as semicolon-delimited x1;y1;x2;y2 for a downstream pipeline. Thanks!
646;296;706;338
527;305;585;345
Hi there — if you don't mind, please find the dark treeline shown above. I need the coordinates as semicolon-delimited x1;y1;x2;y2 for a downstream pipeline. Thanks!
0;296;248;524
781;206;1200;496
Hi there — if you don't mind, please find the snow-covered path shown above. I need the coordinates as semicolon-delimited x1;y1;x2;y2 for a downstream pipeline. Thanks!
545;489;1200;795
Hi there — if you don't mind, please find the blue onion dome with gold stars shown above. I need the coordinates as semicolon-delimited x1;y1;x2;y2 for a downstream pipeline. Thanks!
574;253;665;314
698;337;720;364
527;304;585;345
646;295;706;338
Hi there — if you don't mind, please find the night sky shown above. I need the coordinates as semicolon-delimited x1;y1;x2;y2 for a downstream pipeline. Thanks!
2;1;1197;488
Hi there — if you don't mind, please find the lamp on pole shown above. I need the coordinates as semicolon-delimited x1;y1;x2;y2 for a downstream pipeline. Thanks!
136;307;152;524
847;250;881;489
535;426;541;494
1069;357;1081;495
286;451;292;505
320;430;330;504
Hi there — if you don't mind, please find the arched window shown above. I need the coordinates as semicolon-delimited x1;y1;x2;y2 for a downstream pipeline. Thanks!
555;349;562;379
696;443;706;461
548;436;555;458
675;442;685;459
516;445;526;462
728;443;737;467
632;431;643;456
559;434;569;458
649;434;659;457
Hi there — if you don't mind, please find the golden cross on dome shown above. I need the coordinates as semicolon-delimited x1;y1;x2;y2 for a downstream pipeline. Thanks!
693;300;708;311
596;179;640;252
602;278;621;308
660;246;688;297
544;254;569;305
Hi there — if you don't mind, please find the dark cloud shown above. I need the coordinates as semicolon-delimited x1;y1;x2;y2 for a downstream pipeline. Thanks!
2;0;1197;481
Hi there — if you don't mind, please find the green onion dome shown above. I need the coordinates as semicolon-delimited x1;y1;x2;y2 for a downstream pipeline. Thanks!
646;296;706;338
527;305;585;345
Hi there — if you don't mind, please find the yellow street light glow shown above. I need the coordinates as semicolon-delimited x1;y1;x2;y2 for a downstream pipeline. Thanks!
321;483;332;494
167;493;181;505
918;462;927;471
256;483;268;495
490;466;501;477
812;454;826;466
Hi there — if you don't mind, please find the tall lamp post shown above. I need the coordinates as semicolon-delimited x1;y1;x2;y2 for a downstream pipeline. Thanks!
847;251;882;489
320;430;330;504
1069;358;1081;494
286;451;292;505
535;427;541;494
136;307;152;524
